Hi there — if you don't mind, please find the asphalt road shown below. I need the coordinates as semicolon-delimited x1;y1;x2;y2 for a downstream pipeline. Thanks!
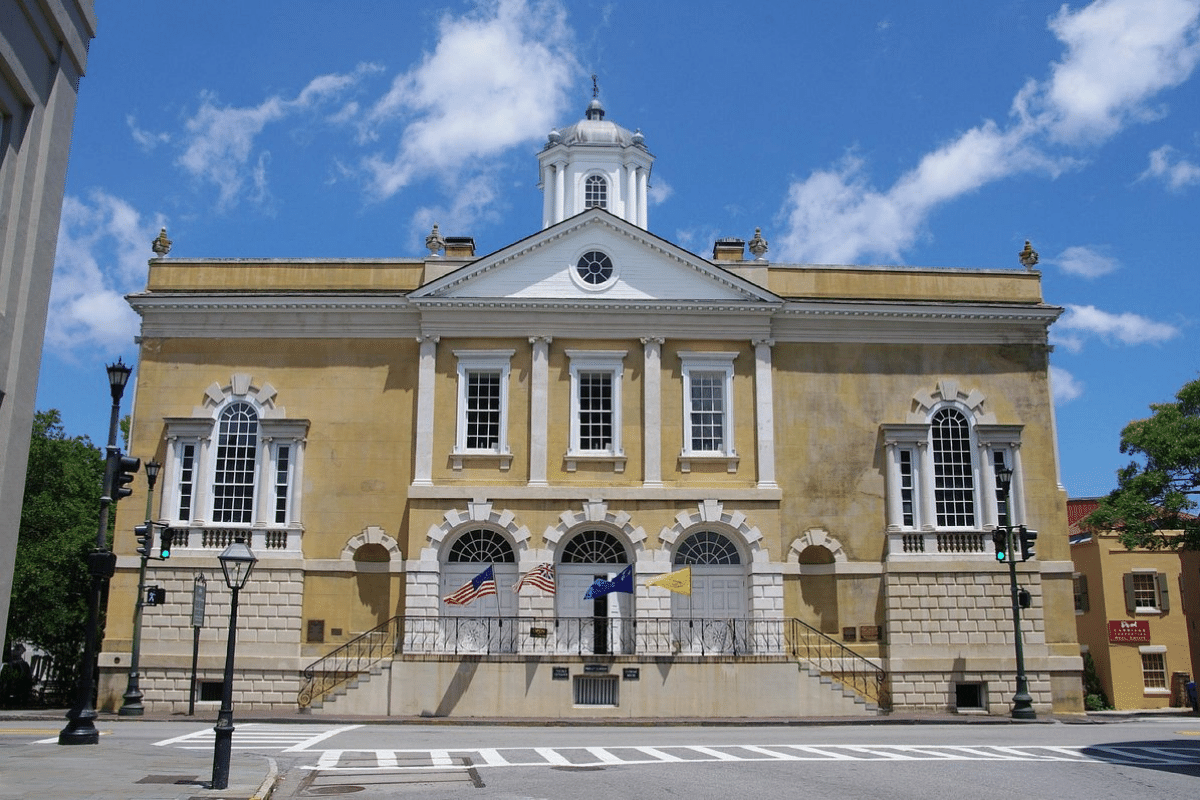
3;716;1199;799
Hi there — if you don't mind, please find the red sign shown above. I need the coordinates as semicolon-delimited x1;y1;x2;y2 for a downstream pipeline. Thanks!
1108;620;1150;643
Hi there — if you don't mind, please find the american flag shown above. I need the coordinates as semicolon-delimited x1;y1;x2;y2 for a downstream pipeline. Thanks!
443;565;497;605
513;563;556;594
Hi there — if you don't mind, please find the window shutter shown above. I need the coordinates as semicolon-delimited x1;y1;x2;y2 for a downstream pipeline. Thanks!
1078;574;1089;612
1123;574;1136;614
1156;573;1170;611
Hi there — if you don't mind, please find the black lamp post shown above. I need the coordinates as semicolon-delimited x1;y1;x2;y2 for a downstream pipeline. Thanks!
996;466;1036;720
211;535;257;790
119;459;160;716
59;359;132;746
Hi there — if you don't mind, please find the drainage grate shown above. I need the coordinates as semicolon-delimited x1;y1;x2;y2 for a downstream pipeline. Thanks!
136;775;201;785
574;674;618;706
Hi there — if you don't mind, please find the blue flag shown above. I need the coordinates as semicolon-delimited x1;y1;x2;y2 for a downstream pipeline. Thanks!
584;565;634;599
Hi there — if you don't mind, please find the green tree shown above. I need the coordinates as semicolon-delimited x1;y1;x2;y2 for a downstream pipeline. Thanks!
1084;377;1200;550
3;410;104;703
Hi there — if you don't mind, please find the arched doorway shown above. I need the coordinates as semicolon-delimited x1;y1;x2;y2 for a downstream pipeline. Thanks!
672;530;747;654
556;529;632;654
440;529;517;653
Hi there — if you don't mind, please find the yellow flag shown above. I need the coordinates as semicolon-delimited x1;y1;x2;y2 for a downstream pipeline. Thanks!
645;566;692;595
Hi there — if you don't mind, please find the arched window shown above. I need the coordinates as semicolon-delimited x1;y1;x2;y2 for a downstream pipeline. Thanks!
212;402;258;523
584;174;607;209
931;408;975;527
447;529;515;563
562;529;627;563
675;531;741;565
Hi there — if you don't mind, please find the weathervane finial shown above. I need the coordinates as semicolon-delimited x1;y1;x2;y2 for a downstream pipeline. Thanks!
592;74;599;98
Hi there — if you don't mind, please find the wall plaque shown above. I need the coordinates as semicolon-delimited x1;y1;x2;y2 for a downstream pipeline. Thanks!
552;667;569;680
583;663;609;674
529;627;548;638
623;668;640;681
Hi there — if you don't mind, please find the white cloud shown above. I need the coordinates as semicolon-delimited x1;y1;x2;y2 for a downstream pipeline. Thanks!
775;0;1200;263
1051;303;1180;351
1141;143;1200;189
176;64;379;209
48;192;164;358
1051;365;1084;403
1054;245;1120;278
126;115;170;151
648;175;673;206
1039;0;1200;145
360;0;579;200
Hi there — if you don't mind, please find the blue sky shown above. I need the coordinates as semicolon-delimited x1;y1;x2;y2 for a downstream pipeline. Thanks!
37;0;1200;500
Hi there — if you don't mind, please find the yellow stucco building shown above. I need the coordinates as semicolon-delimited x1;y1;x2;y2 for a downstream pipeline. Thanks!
97;97;1083;718
1069;498;1197;709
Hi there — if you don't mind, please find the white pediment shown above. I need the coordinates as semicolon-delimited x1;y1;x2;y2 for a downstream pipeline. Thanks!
411;210;779;304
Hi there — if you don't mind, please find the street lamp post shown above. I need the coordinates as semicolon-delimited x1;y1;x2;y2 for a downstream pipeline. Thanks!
210;535;257;790
996;466;1036;720
119;460;160;716
59;359;133;746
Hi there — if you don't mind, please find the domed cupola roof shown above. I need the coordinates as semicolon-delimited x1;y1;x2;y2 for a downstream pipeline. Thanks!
544;89;647;150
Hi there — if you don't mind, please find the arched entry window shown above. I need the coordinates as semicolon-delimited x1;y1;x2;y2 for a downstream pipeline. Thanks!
558;529;631;655
448;529;516;563
675;531;741;566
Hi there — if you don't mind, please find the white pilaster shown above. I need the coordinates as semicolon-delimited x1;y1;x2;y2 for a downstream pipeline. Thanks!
636;168;648;228
541;163;554;229
642;337;663;487
528;336;551;486
554;160;566;224
885;442;902;530
753;339;777;488
625;164;638;225
979;439;998;529
918;441;936;528
413;335;439;486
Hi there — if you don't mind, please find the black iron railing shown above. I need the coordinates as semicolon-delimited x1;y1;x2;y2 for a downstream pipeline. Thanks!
785;618;889;709
398;615;786;657
297;616;400;709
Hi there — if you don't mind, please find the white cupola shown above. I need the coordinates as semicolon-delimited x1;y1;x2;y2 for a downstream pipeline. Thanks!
537;87;654;229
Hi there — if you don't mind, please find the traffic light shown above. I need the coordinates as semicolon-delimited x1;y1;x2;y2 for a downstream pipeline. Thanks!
112;453;141;500
135;523;153;558
992;529;1009;562
159;529;174;559
1018;526;1038;561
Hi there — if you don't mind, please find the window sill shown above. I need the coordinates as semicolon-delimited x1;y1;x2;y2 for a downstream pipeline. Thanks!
1133;608;1163;616
1143;688;1170;696
678;453;739;474
450;450;513;471
565;452;626;473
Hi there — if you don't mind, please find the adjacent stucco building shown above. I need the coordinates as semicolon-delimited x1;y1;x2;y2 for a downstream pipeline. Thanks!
98;96;1084;718
0;0;96;651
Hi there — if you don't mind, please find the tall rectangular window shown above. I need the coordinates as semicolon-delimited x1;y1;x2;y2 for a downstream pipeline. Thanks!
566;350;626;462
465;371;502;449
899;449;915;527
1133;573;1158;609
177;443;195;520
688;372;725;451
678;352;737;461
453;350;513;466
578;371;613;450
1141;652;1167;690
993;449;1010;523
274;445;291;524
212;402;258;524
932;408;975;527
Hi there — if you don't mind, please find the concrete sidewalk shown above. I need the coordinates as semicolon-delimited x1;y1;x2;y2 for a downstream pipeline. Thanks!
0;711;275;800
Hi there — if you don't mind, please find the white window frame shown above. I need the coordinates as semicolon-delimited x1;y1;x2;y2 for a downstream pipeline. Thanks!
883;405;1024;560
565;350;626;472
161;395;307;554
678;351;738;473
1138;646;1169;694
1126;569;1169;615
452;350;514;470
